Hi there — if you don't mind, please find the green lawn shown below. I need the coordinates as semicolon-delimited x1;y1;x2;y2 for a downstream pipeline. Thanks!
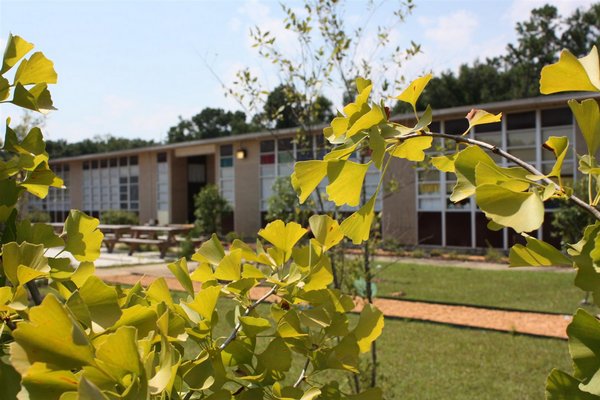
373;262;595;314
181;296;571;399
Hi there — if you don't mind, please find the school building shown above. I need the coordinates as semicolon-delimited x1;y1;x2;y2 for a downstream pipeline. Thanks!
33;93;598;249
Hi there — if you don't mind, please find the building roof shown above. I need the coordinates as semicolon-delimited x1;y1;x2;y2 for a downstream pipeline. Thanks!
51;92;600;163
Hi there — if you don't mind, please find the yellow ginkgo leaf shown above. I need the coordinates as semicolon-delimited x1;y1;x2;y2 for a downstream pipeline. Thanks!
466;109;502;131
396;74;432;112
540;46;600;94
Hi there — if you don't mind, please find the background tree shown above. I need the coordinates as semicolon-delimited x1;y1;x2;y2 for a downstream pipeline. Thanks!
45;134;155;158
167;107;256;143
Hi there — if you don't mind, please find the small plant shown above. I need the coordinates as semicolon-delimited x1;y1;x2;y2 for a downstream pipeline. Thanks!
484;246;503;263
429;248;442;258
25;208;50;223
411;248;427;258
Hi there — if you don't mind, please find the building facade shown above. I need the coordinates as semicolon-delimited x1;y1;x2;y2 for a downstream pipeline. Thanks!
33;94;598;249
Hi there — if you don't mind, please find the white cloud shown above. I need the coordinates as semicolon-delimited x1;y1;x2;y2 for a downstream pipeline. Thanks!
421;10;480;49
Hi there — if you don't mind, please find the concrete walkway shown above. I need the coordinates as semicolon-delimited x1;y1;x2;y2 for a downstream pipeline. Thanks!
99;262;571;340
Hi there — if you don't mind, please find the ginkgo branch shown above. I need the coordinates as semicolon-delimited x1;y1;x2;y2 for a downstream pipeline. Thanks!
293;357;311;387
219;285;278;350
398;131;600;221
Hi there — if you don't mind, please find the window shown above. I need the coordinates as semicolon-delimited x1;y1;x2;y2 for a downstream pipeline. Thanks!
219;145;235;206
29;163;71;222
157;153;169;211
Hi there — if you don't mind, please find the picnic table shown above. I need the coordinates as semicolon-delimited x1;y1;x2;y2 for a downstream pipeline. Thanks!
121;225;194;258
99;225;132;253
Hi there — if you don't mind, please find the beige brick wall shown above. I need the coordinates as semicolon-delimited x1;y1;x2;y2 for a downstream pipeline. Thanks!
382;157;418;245
233;140;261;237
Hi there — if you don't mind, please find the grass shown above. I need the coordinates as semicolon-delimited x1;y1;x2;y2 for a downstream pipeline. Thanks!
178;296;570;399
373;262;596;314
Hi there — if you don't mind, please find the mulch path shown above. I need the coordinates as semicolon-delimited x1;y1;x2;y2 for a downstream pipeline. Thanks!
101;273;571;340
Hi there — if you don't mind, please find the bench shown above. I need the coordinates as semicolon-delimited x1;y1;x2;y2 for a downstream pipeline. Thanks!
120;237;170;259
103;233;119;253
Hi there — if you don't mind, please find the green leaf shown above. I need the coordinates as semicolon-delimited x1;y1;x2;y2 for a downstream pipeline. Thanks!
12;294;95;369
187;285;220;321
1;34;34;74
21;162;64;198
396;74;432;112
569;99;600;155
12;82;56;114
450;145;496;202
19;363;78;400
291;160;327;204
16;219;64;248
78;377;110;400
348;388;384;400
340;193;377;245
389;136;432;162
258;220;307;262
540;46;600;94
431;154;456;173
215;249;242;281
476;184;544;233
369;127;386;169
94;326;141;382
1;241;49;286
352;304;384;353
326;160;370;207
466;109;502;131
77;276;122;331
0;76;9;101
509;236;572;267
14;51;58;85
543;136;570;178
309;214;344;251
0;358;21;400
546;369;599;400
167;257;194;295
345;105;385;140
192;234;225;265
239;316;271;337
303;256;333;291
64;210;103;262
0;179;23;222
567;309;600;395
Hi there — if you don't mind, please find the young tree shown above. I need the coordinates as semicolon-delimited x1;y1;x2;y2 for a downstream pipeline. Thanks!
193;184;231;236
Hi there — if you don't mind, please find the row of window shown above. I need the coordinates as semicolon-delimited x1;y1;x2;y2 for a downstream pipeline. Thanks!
82;156;140;213
259;136;382;212
28;164;71;216
219;145;235;206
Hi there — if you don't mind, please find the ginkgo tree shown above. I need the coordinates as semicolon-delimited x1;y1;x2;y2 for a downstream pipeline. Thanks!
292;46;600;398
0;35;385;400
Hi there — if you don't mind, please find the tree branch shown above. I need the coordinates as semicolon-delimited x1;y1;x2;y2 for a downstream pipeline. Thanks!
293;357;311;388
26;281;43;306
218;285;278;350
398;131;600;222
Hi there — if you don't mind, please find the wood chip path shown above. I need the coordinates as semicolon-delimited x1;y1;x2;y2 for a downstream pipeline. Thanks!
101;272;571;340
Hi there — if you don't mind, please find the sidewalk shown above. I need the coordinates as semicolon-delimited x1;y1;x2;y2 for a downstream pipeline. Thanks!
99;263;571;340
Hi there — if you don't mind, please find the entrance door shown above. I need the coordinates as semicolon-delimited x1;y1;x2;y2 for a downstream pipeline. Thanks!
187;156;207;222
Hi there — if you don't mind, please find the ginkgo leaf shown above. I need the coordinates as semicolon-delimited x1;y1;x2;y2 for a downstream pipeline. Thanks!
1;241;49;286
352;304;384;353
466;109;502;131
12;82;56;114
192;234;225;265
476;184;544;233
396;74;432;112
340;193;377;245
540;46;600;94
345;105;385;139
167;257;194;295
450;145;497;202
258;220;307;262
214;249;242;281
186;285;221;321
291;160;327;204
368;127;386;169
64;210;103;262
569;99;600;155
12;294;95;369
14;52;58;85
509;236;571;267
431;154;456;173
21;162;64;198
1;34;34;74
326;160;370;207
309;214;344;251
389;136;432;162
543;136;569;178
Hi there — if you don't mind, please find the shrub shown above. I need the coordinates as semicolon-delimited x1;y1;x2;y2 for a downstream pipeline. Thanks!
266;176;314;225
26;209;50;223
100;209;139;225
193;184;231;236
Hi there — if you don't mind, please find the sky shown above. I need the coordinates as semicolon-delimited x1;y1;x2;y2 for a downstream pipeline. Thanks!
0;0;592;143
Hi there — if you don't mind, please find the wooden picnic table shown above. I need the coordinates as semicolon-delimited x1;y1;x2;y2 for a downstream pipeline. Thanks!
121;225;194;259
98;225;132;253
